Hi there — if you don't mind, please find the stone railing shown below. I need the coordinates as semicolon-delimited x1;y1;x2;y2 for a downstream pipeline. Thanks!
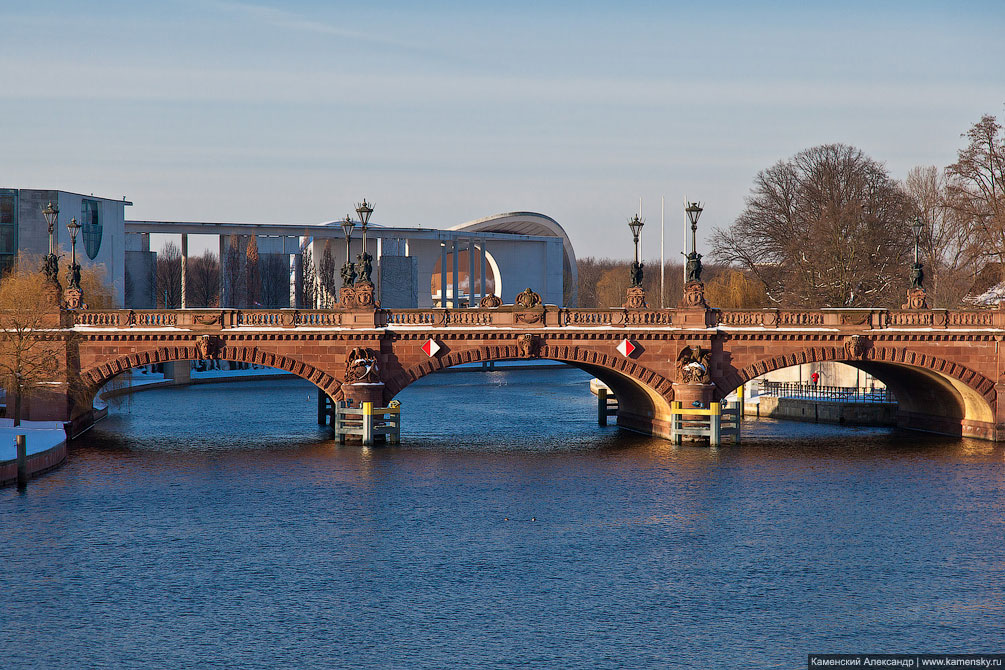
63;306;1005;331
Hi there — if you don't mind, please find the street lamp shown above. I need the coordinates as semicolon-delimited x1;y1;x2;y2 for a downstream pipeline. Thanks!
66;217;82;290
628;214;645;287
684;202;704;282
340;214;356;287
355;198;373;256
354;199;374;285
41;202;60;287
910;217;924;290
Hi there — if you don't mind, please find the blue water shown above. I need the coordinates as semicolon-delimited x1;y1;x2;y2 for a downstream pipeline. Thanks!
2;369;1004;669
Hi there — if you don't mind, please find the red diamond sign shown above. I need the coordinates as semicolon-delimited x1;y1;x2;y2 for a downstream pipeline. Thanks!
616;338;636;358
421;338;441;357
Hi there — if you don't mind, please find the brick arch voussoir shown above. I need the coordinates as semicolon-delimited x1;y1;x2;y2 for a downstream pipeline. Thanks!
383;343;675;402
82;343;341;399
733;344;996;406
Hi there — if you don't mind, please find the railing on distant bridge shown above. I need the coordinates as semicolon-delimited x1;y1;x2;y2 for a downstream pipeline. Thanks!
760;381;895;404
66;305;1005;330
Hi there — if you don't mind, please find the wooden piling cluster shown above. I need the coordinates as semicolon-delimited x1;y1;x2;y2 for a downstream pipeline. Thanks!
597;388;618;426
334;401;401;445
670;401;741;446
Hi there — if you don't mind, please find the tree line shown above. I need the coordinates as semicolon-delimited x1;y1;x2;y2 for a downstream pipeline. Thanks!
710;111;1005;309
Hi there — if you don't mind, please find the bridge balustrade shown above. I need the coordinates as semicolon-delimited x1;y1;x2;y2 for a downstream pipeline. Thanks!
558;309;615;326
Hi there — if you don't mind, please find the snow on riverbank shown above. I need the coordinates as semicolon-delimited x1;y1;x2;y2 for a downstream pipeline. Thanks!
0;421;66;461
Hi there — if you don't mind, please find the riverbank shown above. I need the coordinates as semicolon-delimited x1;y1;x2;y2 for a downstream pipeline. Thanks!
0;420;68;487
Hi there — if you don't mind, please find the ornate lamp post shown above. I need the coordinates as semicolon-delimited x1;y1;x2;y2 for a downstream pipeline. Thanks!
340;215;356;287
40;201;61;289
678;201;708;310
623;213;647;308
355;199;374;285
684;202;703;282
903;217;928;309
64;217;86;309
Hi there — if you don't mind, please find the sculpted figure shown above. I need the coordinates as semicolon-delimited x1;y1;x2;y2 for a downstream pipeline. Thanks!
676;345;711;384
345;346;380;383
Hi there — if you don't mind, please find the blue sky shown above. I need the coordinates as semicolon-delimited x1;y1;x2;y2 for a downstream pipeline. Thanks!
2;0;1003;259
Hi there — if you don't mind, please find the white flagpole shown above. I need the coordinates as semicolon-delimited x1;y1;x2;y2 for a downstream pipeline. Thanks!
683;195;688;284
660;195;665;308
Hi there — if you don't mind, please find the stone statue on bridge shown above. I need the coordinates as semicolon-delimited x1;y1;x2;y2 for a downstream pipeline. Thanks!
676;345;711;384
629;260;644;288
685;252;703;283
356;252;373;286
341;260;357;287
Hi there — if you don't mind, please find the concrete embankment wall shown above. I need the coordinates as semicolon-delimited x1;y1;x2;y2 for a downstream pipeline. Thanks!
745;397;897;426
0;434;68;487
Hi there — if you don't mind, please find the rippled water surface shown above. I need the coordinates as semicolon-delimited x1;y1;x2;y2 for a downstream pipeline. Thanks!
3;368;1005;669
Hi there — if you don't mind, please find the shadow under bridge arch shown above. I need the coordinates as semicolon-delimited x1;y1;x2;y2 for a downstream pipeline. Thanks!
380;343;676;438
79;343;342;409
722;345;998;441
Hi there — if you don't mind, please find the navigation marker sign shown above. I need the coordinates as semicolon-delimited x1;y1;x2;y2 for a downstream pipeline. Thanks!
616;339;636;357
422;338;441;357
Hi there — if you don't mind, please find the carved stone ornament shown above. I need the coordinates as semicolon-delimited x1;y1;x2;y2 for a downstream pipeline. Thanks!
517;333;540;359
844;335;868;360
623;286;647;309
902;288;929;310
840;312;870;326
339;283;380;310
63;286;87;311
479;293;503;308
515;288;542;309
125;310;137;326
676;345;712;384
515;312;543;324
345;346;380;383
679;280;708;309
193;313;222;326
195;334;222;359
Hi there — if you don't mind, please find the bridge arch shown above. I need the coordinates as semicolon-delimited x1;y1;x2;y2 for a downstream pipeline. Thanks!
720;343;997;433
80;344;342;405
378;343;676;437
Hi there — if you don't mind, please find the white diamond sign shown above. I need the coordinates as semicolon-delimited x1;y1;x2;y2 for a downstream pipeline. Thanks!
616;338;636;357
421;338;441;357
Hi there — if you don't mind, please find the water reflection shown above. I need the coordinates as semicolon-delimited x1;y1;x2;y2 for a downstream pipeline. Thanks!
2;370;1004;669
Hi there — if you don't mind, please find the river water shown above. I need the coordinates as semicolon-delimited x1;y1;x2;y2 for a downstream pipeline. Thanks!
2;368;1004;669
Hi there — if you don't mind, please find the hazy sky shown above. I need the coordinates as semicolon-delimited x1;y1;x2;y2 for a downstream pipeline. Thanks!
3;0;1003;260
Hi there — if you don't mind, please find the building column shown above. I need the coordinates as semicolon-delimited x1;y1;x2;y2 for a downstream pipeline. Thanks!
439;242;447;308
451;239;459;309
468;237;476;307
218;235;226;307
180;233;188;309
480;238;487;300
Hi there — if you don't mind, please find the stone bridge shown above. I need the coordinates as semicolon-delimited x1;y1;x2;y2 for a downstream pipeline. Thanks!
28;301;1005;441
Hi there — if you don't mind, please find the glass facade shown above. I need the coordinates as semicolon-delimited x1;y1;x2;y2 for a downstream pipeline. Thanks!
81;199;102;260
0;189;17;274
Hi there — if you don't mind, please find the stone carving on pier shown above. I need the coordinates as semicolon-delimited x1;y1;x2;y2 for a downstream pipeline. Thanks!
679;280;708;309
479;293;502;308
339;282;380;309
63;286;87;311
623;286;647;309
903;287;929;310
676;345;712;384
517;334;540;358
844;335;869;360
193;313;222;326
196;334;222;360
515;288;542;309
345;347;381;383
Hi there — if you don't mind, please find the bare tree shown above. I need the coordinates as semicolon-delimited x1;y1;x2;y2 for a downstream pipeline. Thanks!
246;236;260;307
318;240;337;308
224;234;245;307
260;254;289;308
712;144;914;307
187;249;220;307
156;241;181;308
946;113;1005;282
300;247;317;309
905;165;977;306
0;265;63;425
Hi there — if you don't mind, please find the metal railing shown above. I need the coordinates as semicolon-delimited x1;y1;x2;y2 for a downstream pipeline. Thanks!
759;381;894;403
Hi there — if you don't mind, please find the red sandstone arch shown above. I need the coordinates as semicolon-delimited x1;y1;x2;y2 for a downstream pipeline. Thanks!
80;344;342;402
376;342;677;438
719;343;997;435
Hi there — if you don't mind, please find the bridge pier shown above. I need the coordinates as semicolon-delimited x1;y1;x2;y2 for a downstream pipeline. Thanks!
672;382;717;444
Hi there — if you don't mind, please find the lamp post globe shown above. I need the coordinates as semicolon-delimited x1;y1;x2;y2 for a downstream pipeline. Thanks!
355;198;373;255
